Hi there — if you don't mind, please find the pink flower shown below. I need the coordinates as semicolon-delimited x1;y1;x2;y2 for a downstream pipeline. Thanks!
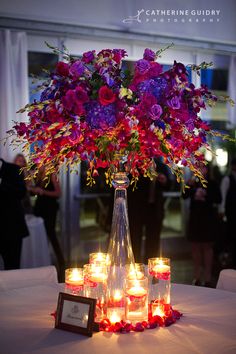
75;86;89;103
149;62;162;77
62;89;85;116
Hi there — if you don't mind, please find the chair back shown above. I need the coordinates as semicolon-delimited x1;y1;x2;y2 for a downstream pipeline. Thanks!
216;269;236;293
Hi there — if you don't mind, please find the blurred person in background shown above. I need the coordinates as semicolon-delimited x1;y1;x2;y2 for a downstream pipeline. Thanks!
183;165;221;287
13;153;33;214
31;167;65;280
128;159;171;263
219;158;236;268
0;158;29;269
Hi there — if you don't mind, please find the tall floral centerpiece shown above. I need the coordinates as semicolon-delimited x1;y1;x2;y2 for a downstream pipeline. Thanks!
8;44;233;322
10;44;227;184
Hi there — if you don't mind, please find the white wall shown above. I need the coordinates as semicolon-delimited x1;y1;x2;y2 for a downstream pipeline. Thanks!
1;0;236;45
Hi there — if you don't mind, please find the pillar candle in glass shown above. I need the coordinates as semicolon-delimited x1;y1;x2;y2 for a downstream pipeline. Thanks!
126;263;146;280
125;277;148;322
107;289;125;323
89;252;110;266
148;258;171;313
83;264;107;322
65;268;84;295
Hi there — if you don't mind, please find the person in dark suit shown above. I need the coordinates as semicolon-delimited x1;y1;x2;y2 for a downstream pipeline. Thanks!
0;158;29;269
128;160;171;263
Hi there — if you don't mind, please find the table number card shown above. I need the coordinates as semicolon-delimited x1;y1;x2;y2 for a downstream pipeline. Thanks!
55;292;96;337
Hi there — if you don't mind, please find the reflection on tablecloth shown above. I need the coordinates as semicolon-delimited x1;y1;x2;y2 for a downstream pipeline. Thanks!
20;214;51;268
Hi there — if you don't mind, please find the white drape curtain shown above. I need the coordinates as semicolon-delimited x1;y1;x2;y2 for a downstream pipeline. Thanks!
228;55;236;127
0;29;28;162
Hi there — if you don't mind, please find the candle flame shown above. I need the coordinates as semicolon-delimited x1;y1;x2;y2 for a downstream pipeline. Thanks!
153;306;165;318
110;311;121;324
114;290;122;301
70;268;82;281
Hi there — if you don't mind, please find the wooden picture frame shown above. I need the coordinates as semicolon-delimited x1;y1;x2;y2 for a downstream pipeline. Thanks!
55;292;97;337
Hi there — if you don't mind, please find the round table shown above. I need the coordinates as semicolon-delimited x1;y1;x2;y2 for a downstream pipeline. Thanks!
0;283;236;353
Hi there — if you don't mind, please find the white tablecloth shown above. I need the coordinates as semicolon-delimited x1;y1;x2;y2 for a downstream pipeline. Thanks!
20;215;51;268
0;283;236;354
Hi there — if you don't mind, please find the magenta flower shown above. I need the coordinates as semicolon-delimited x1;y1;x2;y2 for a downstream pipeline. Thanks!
143;48;156;61
75;86;89;103
112;49;127;63
82;50;95;63
62;89;85;116
69;60;85;78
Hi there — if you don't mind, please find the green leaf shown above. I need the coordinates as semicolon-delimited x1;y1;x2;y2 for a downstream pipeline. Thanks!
156;43;174;57
160;142;169;154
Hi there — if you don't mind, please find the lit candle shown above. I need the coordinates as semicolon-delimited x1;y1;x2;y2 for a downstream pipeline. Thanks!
66;268;83;287
113;290;123;301
127;284;147;297
125;278;148;322
127;270;144;280
89;272;107;283
89;252;110;266
93;253;105;262
150;259;171;280
153;263;170;274
126;263;145;280
152;305;165;318
110;310;122;323
65;268;84;295
89;265;107;283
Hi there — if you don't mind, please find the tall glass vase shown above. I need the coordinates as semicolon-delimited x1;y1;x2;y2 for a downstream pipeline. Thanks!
106;171;135;322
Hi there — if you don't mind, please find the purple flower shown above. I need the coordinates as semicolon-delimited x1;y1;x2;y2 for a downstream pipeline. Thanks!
150;104;163;120
40;87;55;101
173;61;186;75
82;50;95;63
139;77;168;101
136;59;151;74
143;48;156;61
85;101;116;129
186;119;195;131
167;96;181;110
99;67;115;87
69;60;85;78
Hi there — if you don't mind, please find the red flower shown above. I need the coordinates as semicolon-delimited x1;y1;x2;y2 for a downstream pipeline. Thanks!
98;86;116;106
56;62;69;76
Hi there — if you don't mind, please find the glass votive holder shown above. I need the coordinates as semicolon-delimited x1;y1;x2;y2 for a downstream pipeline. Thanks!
83;263;107;322
107;288;125;323
148;258;171;305
89;252;110;266
125;277;148;322
126;263;146;280
65;268;84;295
